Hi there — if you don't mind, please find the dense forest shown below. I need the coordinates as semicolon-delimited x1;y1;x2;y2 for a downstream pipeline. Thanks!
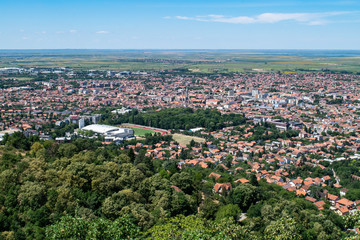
0;132;358;239
99;108;247;131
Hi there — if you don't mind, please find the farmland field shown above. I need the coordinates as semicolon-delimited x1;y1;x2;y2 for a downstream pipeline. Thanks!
1;49;360;73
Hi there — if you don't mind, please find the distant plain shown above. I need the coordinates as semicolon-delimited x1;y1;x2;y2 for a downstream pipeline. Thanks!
0;49;359;73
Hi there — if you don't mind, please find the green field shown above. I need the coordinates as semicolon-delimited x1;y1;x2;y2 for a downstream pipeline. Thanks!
1;50;360;73
172;133;205;145
122;125;205;144
123;126;159;137
12;77;34;81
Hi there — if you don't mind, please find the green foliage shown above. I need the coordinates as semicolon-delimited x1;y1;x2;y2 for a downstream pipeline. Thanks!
0;152;21;170
264;216;301;240
170;191;195;216
199;198;219;220
332;160;360;190
145;215;211;240
250;174;259;186
102;108;246;131
1;132;38;150
245;123;299;142
343;211;360;229
58;143;79;158
228;184;261;211
170;172;194;194
0;135;351;239
17;181;47;208
346;189;360;201
45;215;140;239
143;132;173;146
215;204;241;221
145;215;250;240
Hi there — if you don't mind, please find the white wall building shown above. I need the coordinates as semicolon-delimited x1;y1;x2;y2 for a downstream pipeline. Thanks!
81;124;134;142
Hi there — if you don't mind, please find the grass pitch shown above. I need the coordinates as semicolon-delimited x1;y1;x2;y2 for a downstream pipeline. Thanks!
172;133;205;145
122;126;159;137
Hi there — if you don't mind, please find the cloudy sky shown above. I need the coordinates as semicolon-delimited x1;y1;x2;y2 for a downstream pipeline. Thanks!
1;0;360;49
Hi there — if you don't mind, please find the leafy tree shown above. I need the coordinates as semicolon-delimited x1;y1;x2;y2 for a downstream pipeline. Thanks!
224;155;233;169
30;142;44;156
2;132;33;150
145;215;212;240
199;198;219;220
345;189;360;201
104;108;246;131
17;181;47;209
215;204;241;221
170;172;194;194
145;215;250;240
58;143;78;158
1;152;21;170
343;210;360;229
228;184;261;211
0;122;352;238
127;148;135;163
45;215;140;239
46;215;88;240
120;203;154;229
250;174;259;186
170;191;193;216
102;190;138;219
264;216;302;240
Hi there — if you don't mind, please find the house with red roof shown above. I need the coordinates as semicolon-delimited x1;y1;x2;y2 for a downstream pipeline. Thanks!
209;172;222;180
235;178;250;184
214;183;232;194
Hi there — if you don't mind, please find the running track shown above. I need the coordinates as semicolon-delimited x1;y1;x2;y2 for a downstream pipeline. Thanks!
122;123;169;136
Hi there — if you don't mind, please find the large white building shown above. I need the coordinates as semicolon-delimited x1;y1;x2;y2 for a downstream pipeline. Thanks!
81;124;134;142
0;68;21;74
111;107;132;115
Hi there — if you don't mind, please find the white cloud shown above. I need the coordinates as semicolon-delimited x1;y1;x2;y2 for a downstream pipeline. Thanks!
175;16;192;20
96;30;110;34
207;15;225;18
308;21;327;26
172;11;353;25
69;29;78;33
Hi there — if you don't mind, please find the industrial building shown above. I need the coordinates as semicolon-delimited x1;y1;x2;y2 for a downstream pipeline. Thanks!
0;67;21;74
81;124;134;142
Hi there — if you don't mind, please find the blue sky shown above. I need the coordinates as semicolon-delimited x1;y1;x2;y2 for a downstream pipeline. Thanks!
1;0;360;49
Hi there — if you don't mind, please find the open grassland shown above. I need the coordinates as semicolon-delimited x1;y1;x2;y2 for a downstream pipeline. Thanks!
172;133;205;145
185;56;360;73
11;77;34;81
1;50;360;73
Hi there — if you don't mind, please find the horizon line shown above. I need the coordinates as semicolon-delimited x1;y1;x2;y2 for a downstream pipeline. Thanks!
1;48;360;51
